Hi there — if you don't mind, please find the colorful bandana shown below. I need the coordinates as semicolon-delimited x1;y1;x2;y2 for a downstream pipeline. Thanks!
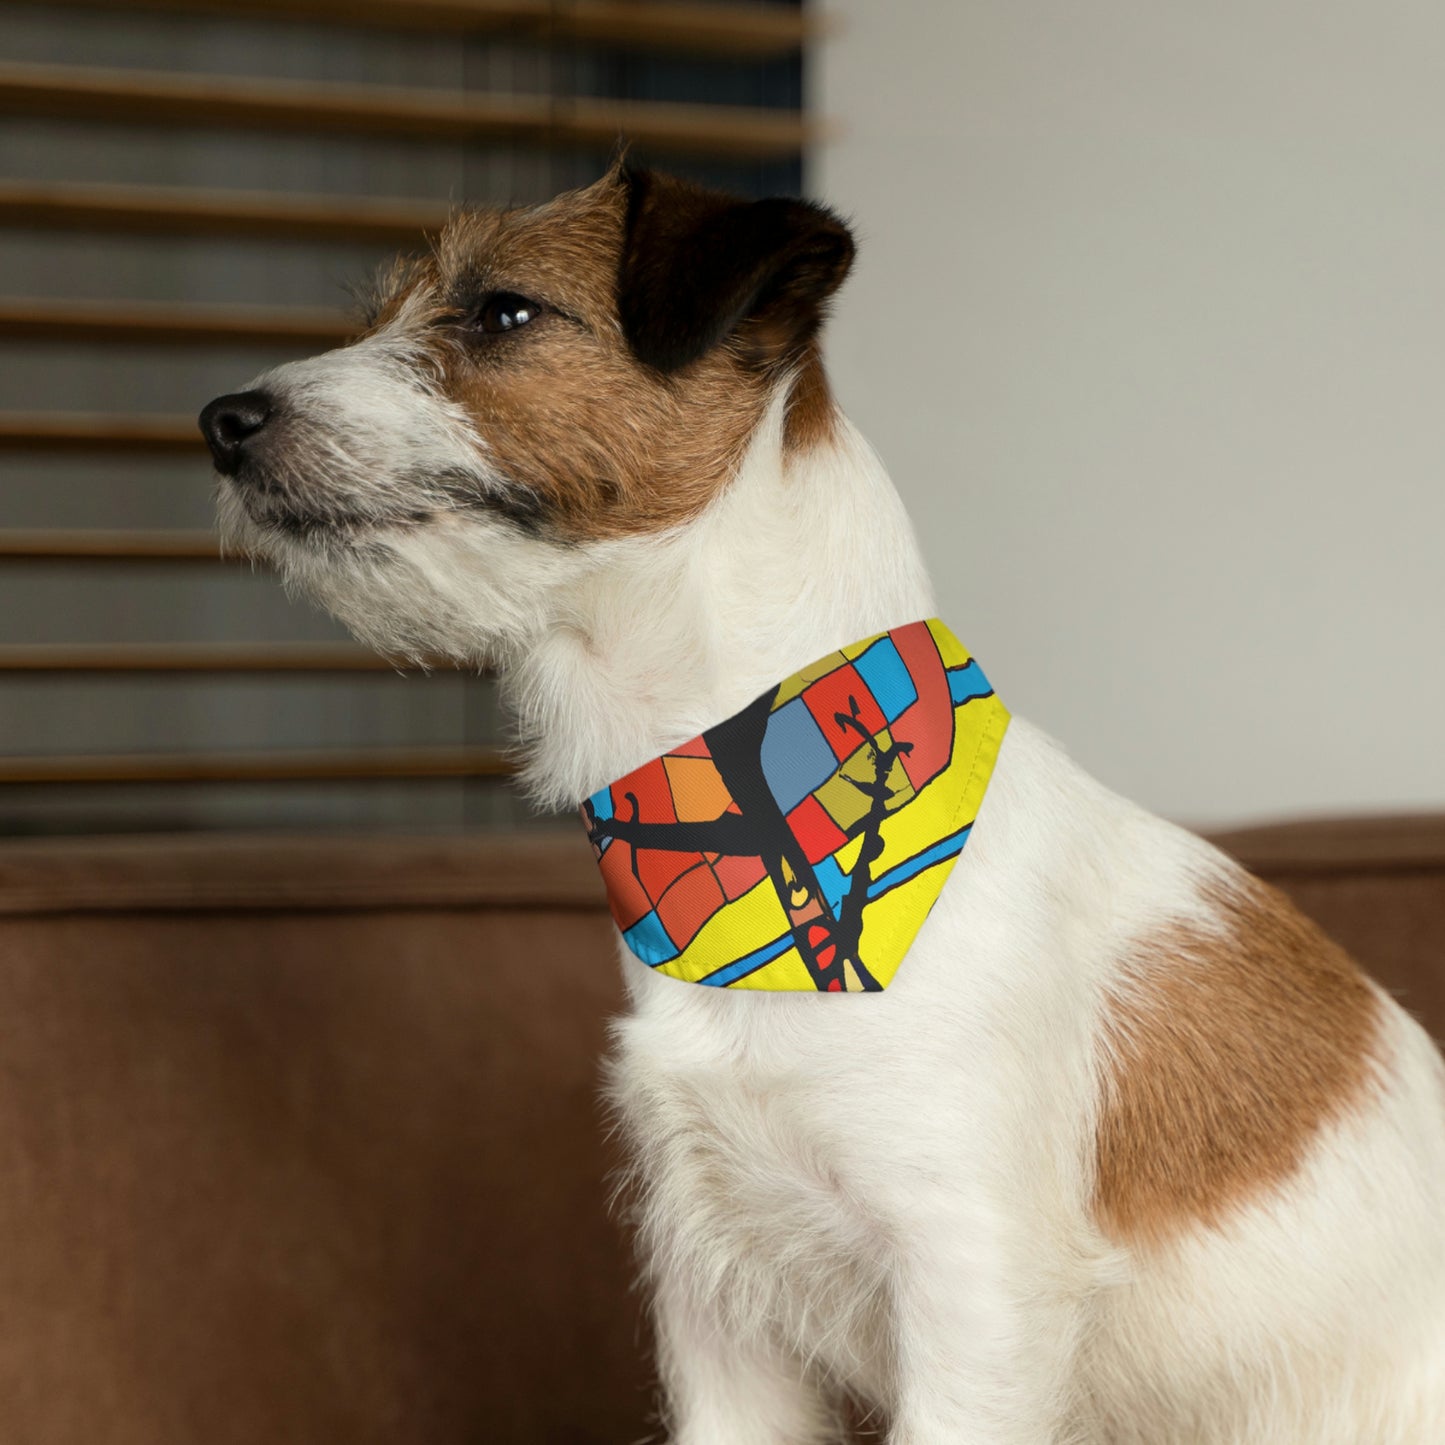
580;620;1008;992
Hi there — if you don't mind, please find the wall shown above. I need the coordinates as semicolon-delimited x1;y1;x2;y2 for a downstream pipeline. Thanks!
813;0;1445;827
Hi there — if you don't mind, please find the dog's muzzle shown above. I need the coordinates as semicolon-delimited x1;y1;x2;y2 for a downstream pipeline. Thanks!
199;390;274;476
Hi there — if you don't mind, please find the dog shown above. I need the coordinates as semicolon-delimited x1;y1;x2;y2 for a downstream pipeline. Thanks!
200;164;1445;1443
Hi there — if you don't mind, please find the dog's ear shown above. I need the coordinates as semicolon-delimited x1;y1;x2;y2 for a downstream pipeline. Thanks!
618;167;855;375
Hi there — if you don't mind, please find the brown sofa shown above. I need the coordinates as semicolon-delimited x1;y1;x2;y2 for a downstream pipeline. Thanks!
0;819;1439;1444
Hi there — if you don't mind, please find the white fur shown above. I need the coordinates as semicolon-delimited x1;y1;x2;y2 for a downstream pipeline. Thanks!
222;354;1445;1442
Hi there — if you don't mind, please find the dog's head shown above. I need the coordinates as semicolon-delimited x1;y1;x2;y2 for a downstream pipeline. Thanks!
200;166;854;662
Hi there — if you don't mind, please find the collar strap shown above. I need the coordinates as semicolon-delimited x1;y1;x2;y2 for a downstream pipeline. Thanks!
580;619;1008;992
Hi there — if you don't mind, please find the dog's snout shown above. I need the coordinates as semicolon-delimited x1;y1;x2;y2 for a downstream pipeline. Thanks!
199;390;273;475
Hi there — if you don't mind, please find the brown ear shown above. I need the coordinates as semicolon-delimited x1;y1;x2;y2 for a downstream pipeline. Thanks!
617;167;855;375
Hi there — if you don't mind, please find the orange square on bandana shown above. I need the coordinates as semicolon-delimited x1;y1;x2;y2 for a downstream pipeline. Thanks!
664;754;732;823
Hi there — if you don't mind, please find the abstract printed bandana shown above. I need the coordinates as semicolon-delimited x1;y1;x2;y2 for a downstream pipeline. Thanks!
580;620;1008;992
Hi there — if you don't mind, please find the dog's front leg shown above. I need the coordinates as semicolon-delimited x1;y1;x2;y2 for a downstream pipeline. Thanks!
654;1275;841;1445
884;1229;1085;1445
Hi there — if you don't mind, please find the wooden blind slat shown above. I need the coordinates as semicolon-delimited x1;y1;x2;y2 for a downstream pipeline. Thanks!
0;15;809;820
0;180;449;245
0;412;201;452
21;0;815;58
0;530;227;561
562;0;815;57
0;298;353;348
0;746;512;784
0;62;818;161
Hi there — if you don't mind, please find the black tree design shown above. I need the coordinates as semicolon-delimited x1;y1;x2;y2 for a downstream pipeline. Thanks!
584;690;914;991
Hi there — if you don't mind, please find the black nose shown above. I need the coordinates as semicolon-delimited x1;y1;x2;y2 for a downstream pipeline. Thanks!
199;390;272;475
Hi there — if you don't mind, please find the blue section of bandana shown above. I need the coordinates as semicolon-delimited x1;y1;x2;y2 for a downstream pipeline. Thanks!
625;909;678;966
948;659;994;707
854;637;918;723
698;932;793;988
759;697;838;814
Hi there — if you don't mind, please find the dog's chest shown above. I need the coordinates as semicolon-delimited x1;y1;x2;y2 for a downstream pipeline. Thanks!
611;999;894;1386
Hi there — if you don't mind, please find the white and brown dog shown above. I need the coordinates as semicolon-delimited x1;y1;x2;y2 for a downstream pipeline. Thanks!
201;166;1445;1443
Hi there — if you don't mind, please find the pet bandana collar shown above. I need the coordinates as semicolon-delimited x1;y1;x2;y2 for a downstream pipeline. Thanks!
580;620;1008;993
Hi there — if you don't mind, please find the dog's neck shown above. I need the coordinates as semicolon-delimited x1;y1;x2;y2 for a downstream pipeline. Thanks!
506;389;937;809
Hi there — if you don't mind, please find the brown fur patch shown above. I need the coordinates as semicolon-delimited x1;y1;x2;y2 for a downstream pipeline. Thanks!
783;341;840;453
370;177;769;540
1094;873;1382;1247
363;170;846;540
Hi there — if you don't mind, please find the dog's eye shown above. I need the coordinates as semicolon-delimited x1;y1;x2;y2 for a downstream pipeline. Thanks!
473;292;542;335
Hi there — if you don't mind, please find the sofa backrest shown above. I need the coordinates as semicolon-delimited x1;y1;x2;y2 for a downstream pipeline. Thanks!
0;833;646;1445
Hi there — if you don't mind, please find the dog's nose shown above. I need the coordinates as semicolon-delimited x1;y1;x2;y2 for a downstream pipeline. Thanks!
199;390;273;475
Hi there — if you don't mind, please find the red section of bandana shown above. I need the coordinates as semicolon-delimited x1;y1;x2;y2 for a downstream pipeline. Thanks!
785;793;849;865
656;864;727;950
597;833;651;931
712;852;768;901
889;623;953;792
800;661;889;763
